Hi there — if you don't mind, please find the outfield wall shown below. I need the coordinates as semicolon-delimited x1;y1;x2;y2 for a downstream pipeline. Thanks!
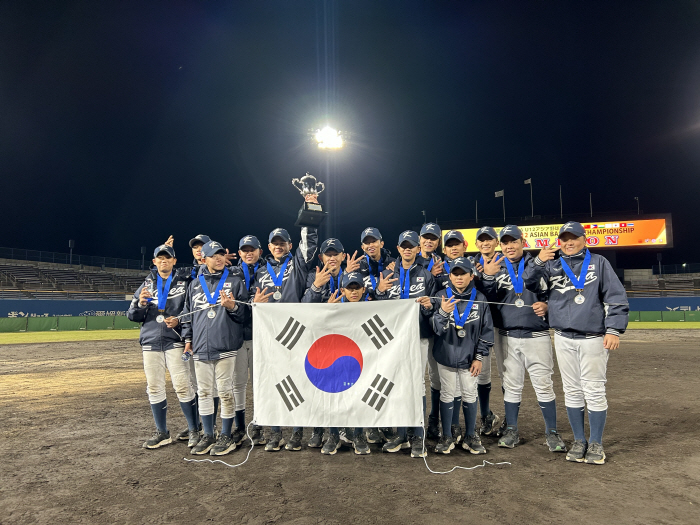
0;315;140;332
0;299;130;318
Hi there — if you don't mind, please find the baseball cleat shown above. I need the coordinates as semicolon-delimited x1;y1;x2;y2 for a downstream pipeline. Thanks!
566;440;587;463
264;432;285;452
427;418;441;440
435;435;456;454
498;427;520;448
231;428;246;446
190;433;216;455
307;428;325;448
285;430;304;451
210;434;237;456
495;418;508;438
451;424;463;444
545;430;567;453
480;412;501;436
175;427;190;442
187;429;201;448
321;433;341;455
381;428;397;442
365;428;383;444
250;425;266;445
339;428;353;446
584;442;606;465
409;436;427;458
382;435;410;453
463;434;487;454
353;433;371;455
142;430;171;449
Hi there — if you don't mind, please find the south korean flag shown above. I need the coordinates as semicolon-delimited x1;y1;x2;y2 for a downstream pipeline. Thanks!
252;301;423;427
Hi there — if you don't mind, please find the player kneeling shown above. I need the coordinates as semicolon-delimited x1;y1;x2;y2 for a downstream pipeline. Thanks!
430;258;493;455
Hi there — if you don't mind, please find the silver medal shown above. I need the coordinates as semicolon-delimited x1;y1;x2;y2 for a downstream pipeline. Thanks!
273;290;282;301
156;314;165;323
514;297;525;308
574;293;585;305
457;329;466;338
207;309;217;319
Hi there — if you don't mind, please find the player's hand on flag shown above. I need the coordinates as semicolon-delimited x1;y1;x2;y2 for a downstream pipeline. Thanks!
254;287;274;303
483;254;504;275
313;262;332;288
532;301;548;316
416;296;433;310
139;287;152;307
538;242;560;262
164;316;179;328
345;250;362;273
470;359;483;377
376;271;398;292
164;235;174;247
220;290;236;309
440;295;458;313
328;290;342;303
603;333;619;350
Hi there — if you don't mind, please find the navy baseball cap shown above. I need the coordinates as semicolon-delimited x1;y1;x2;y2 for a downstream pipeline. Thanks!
341;271;365;288
476;226;498;240
361;227;382;243
443;230;465;243
498;225;523;241
420;223;441;238
450;257;474;274
201;241;226;258
189;234;211;248
268;228;291;243
320;238;345;254
398;230;420;247
153;244;176;258
239;235;261;249
558;221;586;238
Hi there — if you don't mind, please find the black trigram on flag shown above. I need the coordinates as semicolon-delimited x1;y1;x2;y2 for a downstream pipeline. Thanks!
276;317;306;350
275;375;305;411
362;374;394;411
361;314;394;350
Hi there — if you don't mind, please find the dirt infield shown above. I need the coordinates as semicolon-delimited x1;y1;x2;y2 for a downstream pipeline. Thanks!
1;331;698;525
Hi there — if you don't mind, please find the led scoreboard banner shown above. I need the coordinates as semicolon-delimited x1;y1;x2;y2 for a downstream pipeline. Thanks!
457;218;670;252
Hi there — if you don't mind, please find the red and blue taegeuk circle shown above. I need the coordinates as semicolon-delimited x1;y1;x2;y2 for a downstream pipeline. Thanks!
304;334;363;393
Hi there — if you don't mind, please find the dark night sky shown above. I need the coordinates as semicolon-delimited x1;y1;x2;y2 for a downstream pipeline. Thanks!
2;1;700;268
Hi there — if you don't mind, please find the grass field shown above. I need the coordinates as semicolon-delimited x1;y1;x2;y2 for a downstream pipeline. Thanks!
0;329;140;344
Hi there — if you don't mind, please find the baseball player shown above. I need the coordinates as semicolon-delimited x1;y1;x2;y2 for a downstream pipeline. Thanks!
233;235;265;445
128;244;199;449
471;226;502;436
253;194;319;452
181;241;248;456
375;230;436;458
523;221;628;464
418;223;444;277
357;227;396;300
480;225;567;452
430;257;493;455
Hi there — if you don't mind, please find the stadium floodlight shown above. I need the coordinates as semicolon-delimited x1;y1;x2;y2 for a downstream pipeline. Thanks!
314;126;344;149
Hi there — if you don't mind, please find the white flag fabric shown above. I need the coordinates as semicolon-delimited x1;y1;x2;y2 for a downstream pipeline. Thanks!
524;178;531;184
494;190;504;197
252;300;423;427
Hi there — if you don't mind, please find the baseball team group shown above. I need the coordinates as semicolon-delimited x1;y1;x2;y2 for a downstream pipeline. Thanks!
128;193;629;466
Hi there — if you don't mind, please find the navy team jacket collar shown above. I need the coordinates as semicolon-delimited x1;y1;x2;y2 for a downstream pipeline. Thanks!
447;280;475;298
265;254;291;267
560;248;587;264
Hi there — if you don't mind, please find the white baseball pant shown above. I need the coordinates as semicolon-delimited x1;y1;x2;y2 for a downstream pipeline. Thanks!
233;339;254;411
426;337;440;389
194;356;236;418
501;335;556;403
437;363;479;403
554;334;609;411
143;348;196;405
477;330;505;385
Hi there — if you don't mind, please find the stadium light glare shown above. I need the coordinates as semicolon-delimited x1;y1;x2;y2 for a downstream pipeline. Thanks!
314;126;344;149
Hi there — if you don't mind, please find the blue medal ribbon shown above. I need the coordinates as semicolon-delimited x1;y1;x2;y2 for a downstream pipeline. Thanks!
446;287;477;328
241;262;259;291
427;256;434;271
198;268;230;306
560;250;592;291
266;255;291;289
365;254;383;290
504;257;525;294
399;266;411;299
156;273;173;311
443;260;451;273
329;269;343;294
